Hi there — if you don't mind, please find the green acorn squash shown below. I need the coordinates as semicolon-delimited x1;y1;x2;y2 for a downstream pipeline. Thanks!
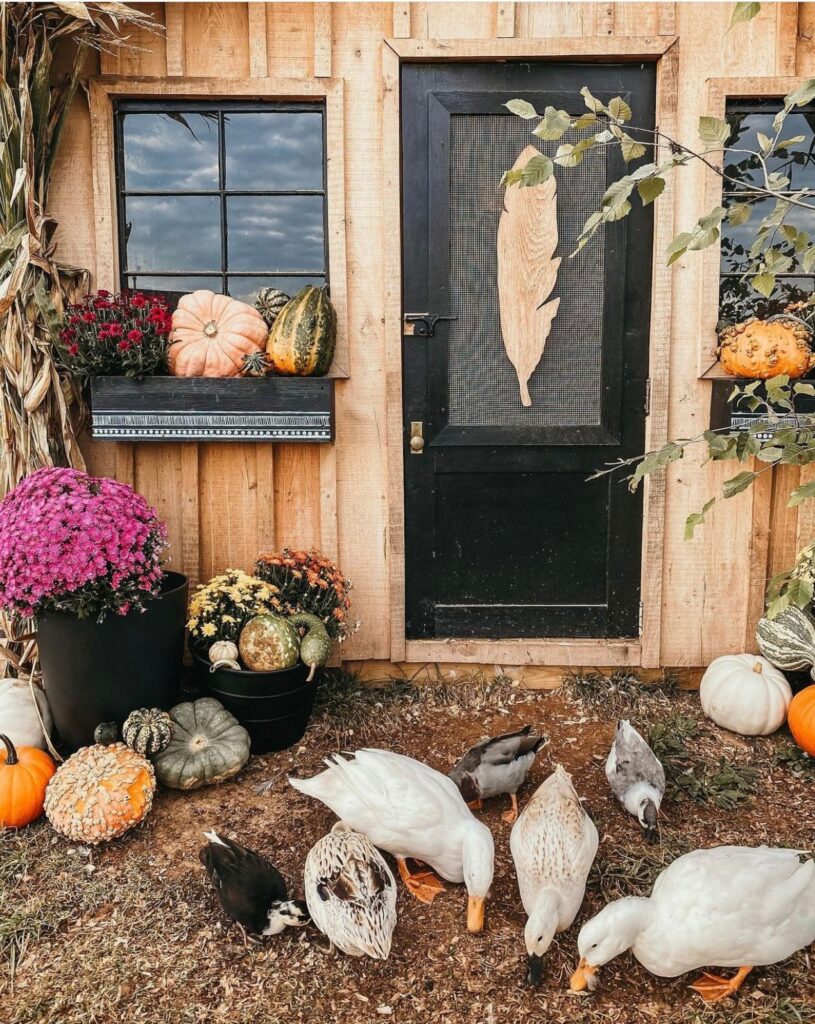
756;606;815;680
265;285;337;376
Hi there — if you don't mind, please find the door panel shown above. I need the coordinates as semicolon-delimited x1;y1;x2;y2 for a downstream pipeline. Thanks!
402;61;655;640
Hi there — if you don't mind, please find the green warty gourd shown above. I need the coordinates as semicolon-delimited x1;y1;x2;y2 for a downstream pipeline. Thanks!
756;606;815;680
289;612;332;681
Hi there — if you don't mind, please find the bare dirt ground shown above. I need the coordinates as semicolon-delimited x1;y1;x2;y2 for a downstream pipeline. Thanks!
2;671;813;1024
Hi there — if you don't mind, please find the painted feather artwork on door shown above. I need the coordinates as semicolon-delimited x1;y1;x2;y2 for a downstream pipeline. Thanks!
497;145;561;407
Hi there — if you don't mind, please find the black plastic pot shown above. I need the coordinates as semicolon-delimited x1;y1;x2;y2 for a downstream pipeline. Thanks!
190;641;317;754
37;571;188;752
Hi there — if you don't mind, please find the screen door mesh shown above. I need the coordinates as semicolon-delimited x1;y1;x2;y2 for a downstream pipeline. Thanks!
448;115;607;427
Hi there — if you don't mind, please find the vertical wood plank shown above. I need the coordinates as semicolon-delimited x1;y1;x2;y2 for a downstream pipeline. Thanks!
639;39;678;667
183;3;249;78
247;3;269;77
181;446;201;587
743;467;773;650
383;41;405;662
88;82;118;292
314;2;333;78
319;444;339;560
595;4;615;36
265;2;314;78
165;1;185;76
776;2;800;76
393;2;411;37
273;445;322;550
795;466;815;551
657;2;676;36
496;2;515;37
255;446;276;556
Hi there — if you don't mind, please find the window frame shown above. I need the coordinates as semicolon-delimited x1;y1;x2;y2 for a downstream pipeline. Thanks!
113;98;329;299
701;78;815;378
89;76;349;376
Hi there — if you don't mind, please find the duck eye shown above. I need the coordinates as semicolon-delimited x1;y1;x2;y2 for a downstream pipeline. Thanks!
591;942;598;949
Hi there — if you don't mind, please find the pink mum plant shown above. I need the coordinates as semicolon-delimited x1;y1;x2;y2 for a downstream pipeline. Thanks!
0;467;168;621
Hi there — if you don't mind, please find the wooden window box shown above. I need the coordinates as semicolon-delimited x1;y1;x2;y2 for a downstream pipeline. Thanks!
90;376;335;442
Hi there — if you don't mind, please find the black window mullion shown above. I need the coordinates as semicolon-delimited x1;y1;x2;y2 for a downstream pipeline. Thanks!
218;110;228;294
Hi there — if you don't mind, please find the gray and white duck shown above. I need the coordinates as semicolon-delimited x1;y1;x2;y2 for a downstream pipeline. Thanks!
449;724;546;823
200;831;310;936
605;720;665;842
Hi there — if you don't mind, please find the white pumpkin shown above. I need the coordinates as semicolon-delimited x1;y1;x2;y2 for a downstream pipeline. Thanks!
699;654;792;736
0;678;53;749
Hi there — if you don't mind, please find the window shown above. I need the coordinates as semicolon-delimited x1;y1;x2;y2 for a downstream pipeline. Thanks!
720;99;815;323
114;100;328;306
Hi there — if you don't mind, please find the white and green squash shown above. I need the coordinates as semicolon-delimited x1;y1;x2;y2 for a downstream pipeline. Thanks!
122;708;173;756
290;612;332;681
756;606;815;681
239;614;300;671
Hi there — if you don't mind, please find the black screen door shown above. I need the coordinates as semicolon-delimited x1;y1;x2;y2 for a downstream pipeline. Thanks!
402;62;655;640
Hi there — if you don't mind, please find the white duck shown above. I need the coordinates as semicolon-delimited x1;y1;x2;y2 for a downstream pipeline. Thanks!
605;720;665;842
304;822;397;959
289;748;495;931
572;846;815;1003
510;765;598;986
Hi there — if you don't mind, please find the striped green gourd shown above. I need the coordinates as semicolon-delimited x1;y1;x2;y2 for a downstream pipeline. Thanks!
266;285;337;376
756;606;815;679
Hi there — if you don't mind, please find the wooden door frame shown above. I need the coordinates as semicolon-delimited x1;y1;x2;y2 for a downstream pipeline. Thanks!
382;35;679;667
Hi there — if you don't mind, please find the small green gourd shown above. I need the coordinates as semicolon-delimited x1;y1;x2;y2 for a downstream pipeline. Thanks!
122;708;173;756
289;612;332;681
756;606;815;680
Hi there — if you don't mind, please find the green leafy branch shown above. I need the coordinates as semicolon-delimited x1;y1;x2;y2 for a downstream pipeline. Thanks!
504;77;815;303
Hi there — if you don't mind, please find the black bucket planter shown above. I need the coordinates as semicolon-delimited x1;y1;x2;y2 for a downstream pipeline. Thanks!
37;571;188;752
190;642;317;754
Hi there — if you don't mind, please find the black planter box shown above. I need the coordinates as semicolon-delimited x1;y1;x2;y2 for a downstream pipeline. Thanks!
90;376;335;442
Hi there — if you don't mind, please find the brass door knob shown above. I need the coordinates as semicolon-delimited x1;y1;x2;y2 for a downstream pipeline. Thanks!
409;421;424;453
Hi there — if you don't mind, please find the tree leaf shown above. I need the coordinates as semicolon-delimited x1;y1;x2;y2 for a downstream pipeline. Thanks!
794;382;815;396
533;106;571;141
620;134;647;163
785;577;814;607
789;479;815;506
505;99;538;119
519;154;554;187
776;134;806;150
684;497;717;541
608;96;633;123
628;442;685;492
572;112;597;130
722;470;758;498
637;177;665;206
580;87;607;114
757;131;772;153
666;231;692;266
752;272;776;297
699;115;731;147
802;247;815;273
729;2;761;28
500;167;524;187
727;202;752;226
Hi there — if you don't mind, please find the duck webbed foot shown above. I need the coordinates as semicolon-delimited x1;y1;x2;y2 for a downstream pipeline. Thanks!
690;966;753;1002
396;857;445;904
501;793;519;824
466;798;483;811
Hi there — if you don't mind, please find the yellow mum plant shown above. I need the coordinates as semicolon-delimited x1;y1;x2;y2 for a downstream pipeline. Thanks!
187;570;281;645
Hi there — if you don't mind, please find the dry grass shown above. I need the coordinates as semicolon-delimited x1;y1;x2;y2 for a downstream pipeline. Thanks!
1;670;813;1024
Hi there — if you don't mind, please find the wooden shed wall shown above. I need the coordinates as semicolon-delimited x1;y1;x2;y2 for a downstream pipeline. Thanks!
48;1;815;673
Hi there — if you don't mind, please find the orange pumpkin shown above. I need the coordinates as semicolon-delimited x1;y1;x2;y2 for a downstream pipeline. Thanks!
717;317;815;379
0;732;56;828
169;291;268;377
787;685;815;756
44;742;156;844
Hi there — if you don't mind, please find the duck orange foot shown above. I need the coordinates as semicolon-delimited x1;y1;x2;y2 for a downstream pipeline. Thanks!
397;857;445;904
690;966;753;1003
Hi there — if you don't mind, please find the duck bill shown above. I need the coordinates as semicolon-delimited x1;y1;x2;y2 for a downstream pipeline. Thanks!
525;954;543;987
467;895;485;933
570;957;599;992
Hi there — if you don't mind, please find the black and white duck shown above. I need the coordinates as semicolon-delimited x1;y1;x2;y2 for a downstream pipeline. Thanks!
449;725;546;823
304;821;397;959
605;720;665;842
200;831;310;936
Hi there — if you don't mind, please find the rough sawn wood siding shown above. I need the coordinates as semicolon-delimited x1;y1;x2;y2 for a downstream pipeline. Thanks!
48;2;811;671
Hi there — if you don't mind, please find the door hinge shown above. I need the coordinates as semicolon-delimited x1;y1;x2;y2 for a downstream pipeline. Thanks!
638;600;644;634
644;379;651;417
404;313;458;337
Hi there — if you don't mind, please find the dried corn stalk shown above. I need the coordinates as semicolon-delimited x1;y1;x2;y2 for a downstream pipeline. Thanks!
0;2;155;674
497;145;561;407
